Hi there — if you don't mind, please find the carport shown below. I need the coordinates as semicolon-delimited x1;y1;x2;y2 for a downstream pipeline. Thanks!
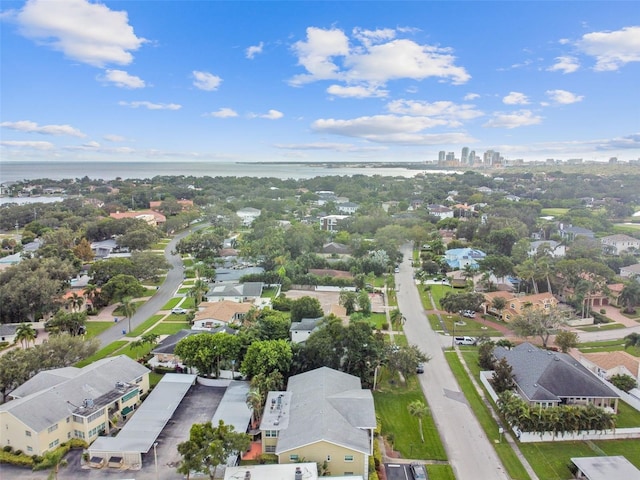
88;373;197;468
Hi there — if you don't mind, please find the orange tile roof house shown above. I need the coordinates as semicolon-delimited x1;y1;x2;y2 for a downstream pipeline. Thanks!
109;210;166;226
579;351;640;383
192;300;254;329
482;291;558;322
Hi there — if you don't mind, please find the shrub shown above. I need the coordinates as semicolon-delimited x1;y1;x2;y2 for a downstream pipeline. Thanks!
381;322;389;331
0;450;33;467
609;373;638;392
2;446;12;453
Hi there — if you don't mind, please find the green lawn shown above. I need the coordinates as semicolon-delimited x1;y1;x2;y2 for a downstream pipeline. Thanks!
74;340;128;367
149;372;164;387
615;400;640;428
440;315;503;337
577;323;627;332
374;369;447;461
182;258;194;267
161;298;183;310
428;284;455;309
125;315;164;337
393;333;408;347
261;286;279;299
120;341;155;360
84;321;114;338
446;351;531;480
578;340;640;357
149;322;190;335
367;312;388;329
426;465;456;480
540;208;569;216
177;287;191;294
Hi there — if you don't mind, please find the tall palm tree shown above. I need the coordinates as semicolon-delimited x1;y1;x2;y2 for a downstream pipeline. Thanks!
515;259;539;294
188;279;209;309
407;400;429;443
491;297;507;320
66;292;84;313
83;284;99;310
246;388;264;428
120;297;138;335
15;323;37;349
624;332;640;349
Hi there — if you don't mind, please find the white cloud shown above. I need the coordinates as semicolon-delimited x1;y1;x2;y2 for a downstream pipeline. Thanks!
13;0;146;67
327;84;388;98
484;110;542;129
593;132;640;151
1;120;86;137
352;27;396;47
251;109;283;120
464;93;480;100
1;140;54;150
290;27;350;85
503;91;530;105
245;42;264;59
576;26;640;71
547;56;580;74
205;108;239;118
103;134;125;142
386;100;483;126
118;101;181;110
311;114;477;145
192;71;222;91
545;89;584;105
100;69;145;88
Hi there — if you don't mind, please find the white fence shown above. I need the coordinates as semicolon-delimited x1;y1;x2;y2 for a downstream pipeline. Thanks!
479;371;640;442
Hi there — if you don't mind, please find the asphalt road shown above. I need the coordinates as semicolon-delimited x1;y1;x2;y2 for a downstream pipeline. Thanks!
96;224;207;347
396;244;509;480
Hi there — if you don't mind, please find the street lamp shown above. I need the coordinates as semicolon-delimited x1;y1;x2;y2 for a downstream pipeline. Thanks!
153;442;159;480
449;315;455;348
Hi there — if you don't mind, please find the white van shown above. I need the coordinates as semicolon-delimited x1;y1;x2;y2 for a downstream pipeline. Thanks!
454;336;477;346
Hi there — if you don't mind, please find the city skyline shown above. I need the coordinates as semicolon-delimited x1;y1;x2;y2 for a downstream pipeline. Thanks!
1;1;639;165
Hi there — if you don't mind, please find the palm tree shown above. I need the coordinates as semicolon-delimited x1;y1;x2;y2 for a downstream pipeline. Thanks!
515;259;539;294
15;323;37;349
491;297;507;320
389;309;403;329
619;279;640;314
246;388;264;428
120;297;139;335
66;292;84;313
188;279;209;309
407;400;429;443
83;283;99;310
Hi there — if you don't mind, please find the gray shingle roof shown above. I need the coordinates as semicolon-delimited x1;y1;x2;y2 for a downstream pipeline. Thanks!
273;367;376;455
10;367;80;399
152;328;237;355
0;355;150;432
494;342;618;402
206;281;263;298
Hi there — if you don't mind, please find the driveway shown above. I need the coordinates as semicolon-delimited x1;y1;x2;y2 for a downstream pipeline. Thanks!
395;244;510;480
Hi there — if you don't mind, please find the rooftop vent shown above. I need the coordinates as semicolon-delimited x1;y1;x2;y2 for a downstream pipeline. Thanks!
295;466;303;480
83;398;94;408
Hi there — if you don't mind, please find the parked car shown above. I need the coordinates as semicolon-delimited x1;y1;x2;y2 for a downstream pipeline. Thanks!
410;462;428;480
459;310;475;318
171;307;187;314
416;363;425;374
454;336;477;346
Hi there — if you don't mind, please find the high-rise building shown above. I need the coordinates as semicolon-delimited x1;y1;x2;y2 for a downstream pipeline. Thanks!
461;147;469;164
446;152;455;162
438;151;446;163
468;150;476;165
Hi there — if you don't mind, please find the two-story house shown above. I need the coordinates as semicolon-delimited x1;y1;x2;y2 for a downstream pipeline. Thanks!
600;234;640;255
482;291;558;322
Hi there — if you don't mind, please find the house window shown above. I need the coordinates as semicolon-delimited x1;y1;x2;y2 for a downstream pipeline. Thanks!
289;454;299;462
48;439;59;449
66;417;71;423
25;431;31;437
47;424;58;433
73;415;84;423
87;410;104;423
344;455;354;462
264;430;278;438
265;445;275;453
136;377;142;383
27;446;33;452
327;455;331;462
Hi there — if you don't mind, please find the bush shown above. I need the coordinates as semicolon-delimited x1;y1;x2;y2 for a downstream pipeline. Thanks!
2;446;12;453
0;450;33;467
381;322;389;331
609;373;638;392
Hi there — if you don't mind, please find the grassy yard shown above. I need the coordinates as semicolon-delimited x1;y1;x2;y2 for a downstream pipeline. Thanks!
425;465;456;480
374;369;447;461
615;400;640;428
74;340;128;367
150;321;190;335
84;321;114;338
125;315;164;337
440;315;503;337
578;339;640;356
261;286;279;299
540;208;569;216
446;351;531;480
161;298;184;310
577;323;627;332
120;341;155;360
367;312;388;330
149;372;164;387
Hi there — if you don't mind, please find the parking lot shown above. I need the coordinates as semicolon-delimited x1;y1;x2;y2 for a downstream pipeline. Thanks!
385;462;418;480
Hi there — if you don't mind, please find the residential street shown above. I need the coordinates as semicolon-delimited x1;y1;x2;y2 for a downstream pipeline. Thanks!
396;244;510;480
95;224;208;347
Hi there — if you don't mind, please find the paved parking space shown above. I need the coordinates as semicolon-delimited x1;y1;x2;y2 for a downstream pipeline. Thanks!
385;462;413;480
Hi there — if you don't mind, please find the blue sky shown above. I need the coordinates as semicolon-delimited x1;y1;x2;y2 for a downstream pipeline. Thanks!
1;0;639;164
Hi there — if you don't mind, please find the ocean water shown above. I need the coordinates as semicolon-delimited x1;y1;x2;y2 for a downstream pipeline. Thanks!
0;161;450;183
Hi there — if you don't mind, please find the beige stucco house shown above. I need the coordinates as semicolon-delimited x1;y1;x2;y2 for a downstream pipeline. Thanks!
259;367;376;478
482;291;558;322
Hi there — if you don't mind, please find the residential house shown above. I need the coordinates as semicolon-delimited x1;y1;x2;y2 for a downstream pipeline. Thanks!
578;351;640;383
571;456;640;480
337;202;359;214
443;247;486;270
381;201;399;212
109;210;166;227
0;324;18;344
259;367;376;478
236;207;261;226
205;282;264;303
427;204;454;219
290;317;323;344
493;342;618;411
0;356;150;455
320;215;349;232
558;223;595;241
528;240;565;258
620;263;640;280
315;191;338;206
321;242;351;256
482;291;558;322
192;300;254;329
600;234;640;255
